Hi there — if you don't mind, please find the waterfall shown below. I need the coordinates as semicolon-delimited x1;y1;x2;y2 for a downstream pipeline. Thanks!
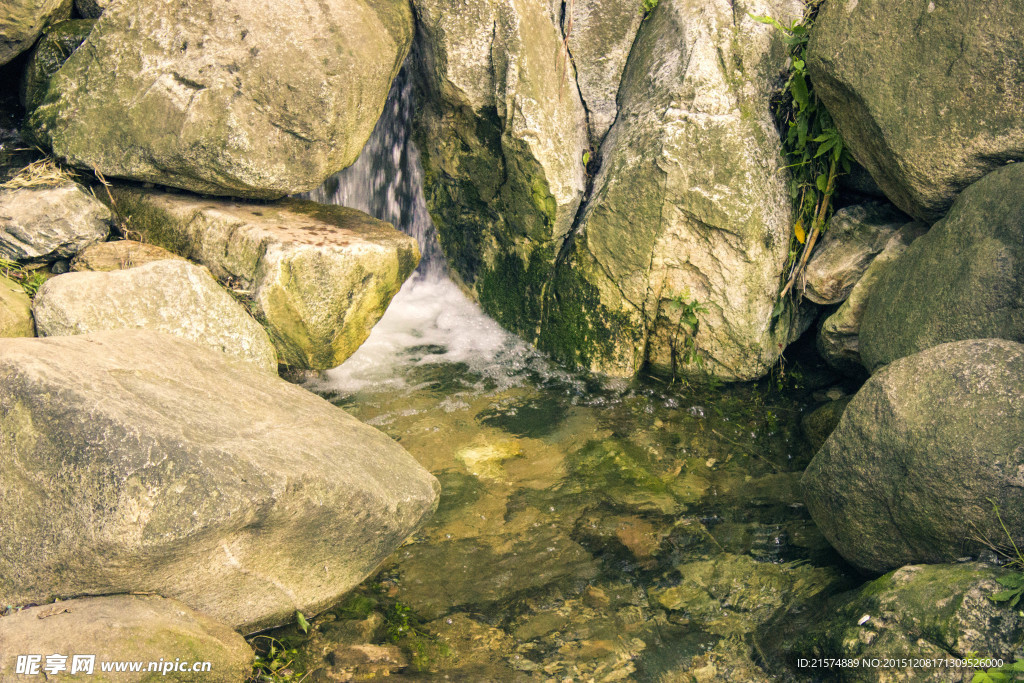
305;67;446;280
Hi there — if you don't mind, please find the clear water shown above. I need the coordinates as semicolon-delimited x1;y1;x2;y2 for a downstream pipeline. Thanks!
287;68;854;681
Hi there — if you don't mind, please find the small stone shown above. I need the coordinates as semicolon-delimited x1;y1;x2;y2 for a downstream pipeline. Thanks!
0;183;109;263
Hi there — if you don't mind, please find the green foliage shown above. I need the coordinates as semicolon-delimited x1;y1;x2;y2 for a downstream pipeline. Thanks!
295;610;310;635
0;258;49;298
641;0;658;15
750;5;853;308
248;636;307;683
971;660;1024;683
667;290;708;370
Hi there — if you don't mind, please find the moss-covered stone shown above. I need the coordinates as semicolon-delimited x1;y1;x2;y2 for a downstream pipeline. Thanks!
20;18;93;112
0;595;253;682
107;188;420;370
27;0;413;198
0;274;34;337
768;563;1024;682
807;0;1024;221
803;339;1024;573
800;397;852;454
860;163;1024;372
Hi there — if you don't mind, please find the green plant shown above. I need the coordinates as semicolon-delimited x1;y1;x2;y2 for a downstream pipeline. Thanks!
248;636;308;683
0;258;48;297
667;289;708;370
971;660;1024;683
751;5;853;311
641;0;658;15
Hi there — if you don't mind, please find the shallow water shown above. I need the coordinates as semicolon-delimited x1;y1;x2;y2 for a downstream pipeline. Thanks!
286;275;854;681
279;66;855;681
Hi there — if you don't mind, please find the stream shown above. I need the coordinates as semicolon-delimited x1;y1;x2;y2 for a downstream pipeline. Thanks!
287;70;857;681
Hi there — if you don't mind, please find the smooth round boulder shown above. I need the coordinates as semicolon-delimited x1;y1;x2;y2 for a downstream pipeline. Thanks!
807;0;1024;221
27;0;413;198
0;595;253;682
32;259;278;372
0;330;439;632
803;339;1024;573
860;163;1024;372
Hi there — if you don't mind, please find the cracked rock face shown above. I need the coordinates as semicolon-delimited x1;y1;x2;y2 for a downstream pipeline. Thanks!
807;0;1024;222
26;0;413;199
0;183;110;264
0;330;439;633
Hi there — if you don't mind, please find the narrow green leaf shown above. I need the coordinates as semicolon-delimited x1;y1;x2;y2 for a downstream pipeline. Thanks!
790;72;809;110
296;610;310;634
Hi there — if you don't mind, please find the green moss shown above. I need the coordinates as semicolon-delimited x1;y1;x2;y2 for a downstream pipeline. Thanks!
22;20;95;113
106;188;195;257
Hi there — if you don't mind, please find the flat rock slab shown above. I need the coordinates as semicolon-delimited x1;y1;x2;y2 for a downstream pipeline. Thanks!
0;595;253;681
33;259;277;372
71;239;183;271
0;183;109;263
0;330;439;632
111;188;420;370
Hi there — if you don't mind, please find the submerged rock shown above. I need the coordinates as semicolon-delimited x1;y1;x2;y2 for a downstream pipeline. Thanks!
816;221;926;373
802;202;911;306
543;0;802;381
860;163;1024;372
770;563;1024;682
0;330;439;631
33;260;277;372
803;339;1024;573
110;188;420;370
0;274;33;338
0;183;109;263
0;0;71;67
28;0;413;198
807;0;1024;221
0;595;253;682
70;239;183;272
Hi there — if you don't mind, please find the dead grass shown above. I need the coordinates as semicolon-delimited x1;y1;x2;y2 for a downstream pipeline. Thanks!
1;158;77;190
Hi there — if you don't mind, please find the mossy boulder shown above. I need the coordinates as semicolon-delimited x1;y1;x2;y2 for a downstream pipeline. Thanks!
769;563;1024;682
0;274;34;338
20;19;93;112
803;339;1024;573
551;0;802;381
860;163;1024;372
413;0;589;346
807;0;1024;221
109;188;420;370
27;0;413;198
0;330;439;632
33;260;277;372
800;397;852;453
0;182;109;263
817;221;926;374
0;0;71;67
0;595;253;682
802;202;911;306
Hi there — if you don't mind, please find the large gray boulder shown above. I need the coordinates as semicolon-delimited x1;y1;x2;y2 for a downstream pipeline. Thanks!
27;0;413;199
773;563;1024;682
860;163;1024;372
0;595;253;681
803;339;1024;573
111;188;420;370
33;260;278;372
0;0;71;66
0;330;439;632
802;202;911;306
807;0;1024;221
544;0;802;381
0;183;110;263
0;275;34;338
816;221;926;373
